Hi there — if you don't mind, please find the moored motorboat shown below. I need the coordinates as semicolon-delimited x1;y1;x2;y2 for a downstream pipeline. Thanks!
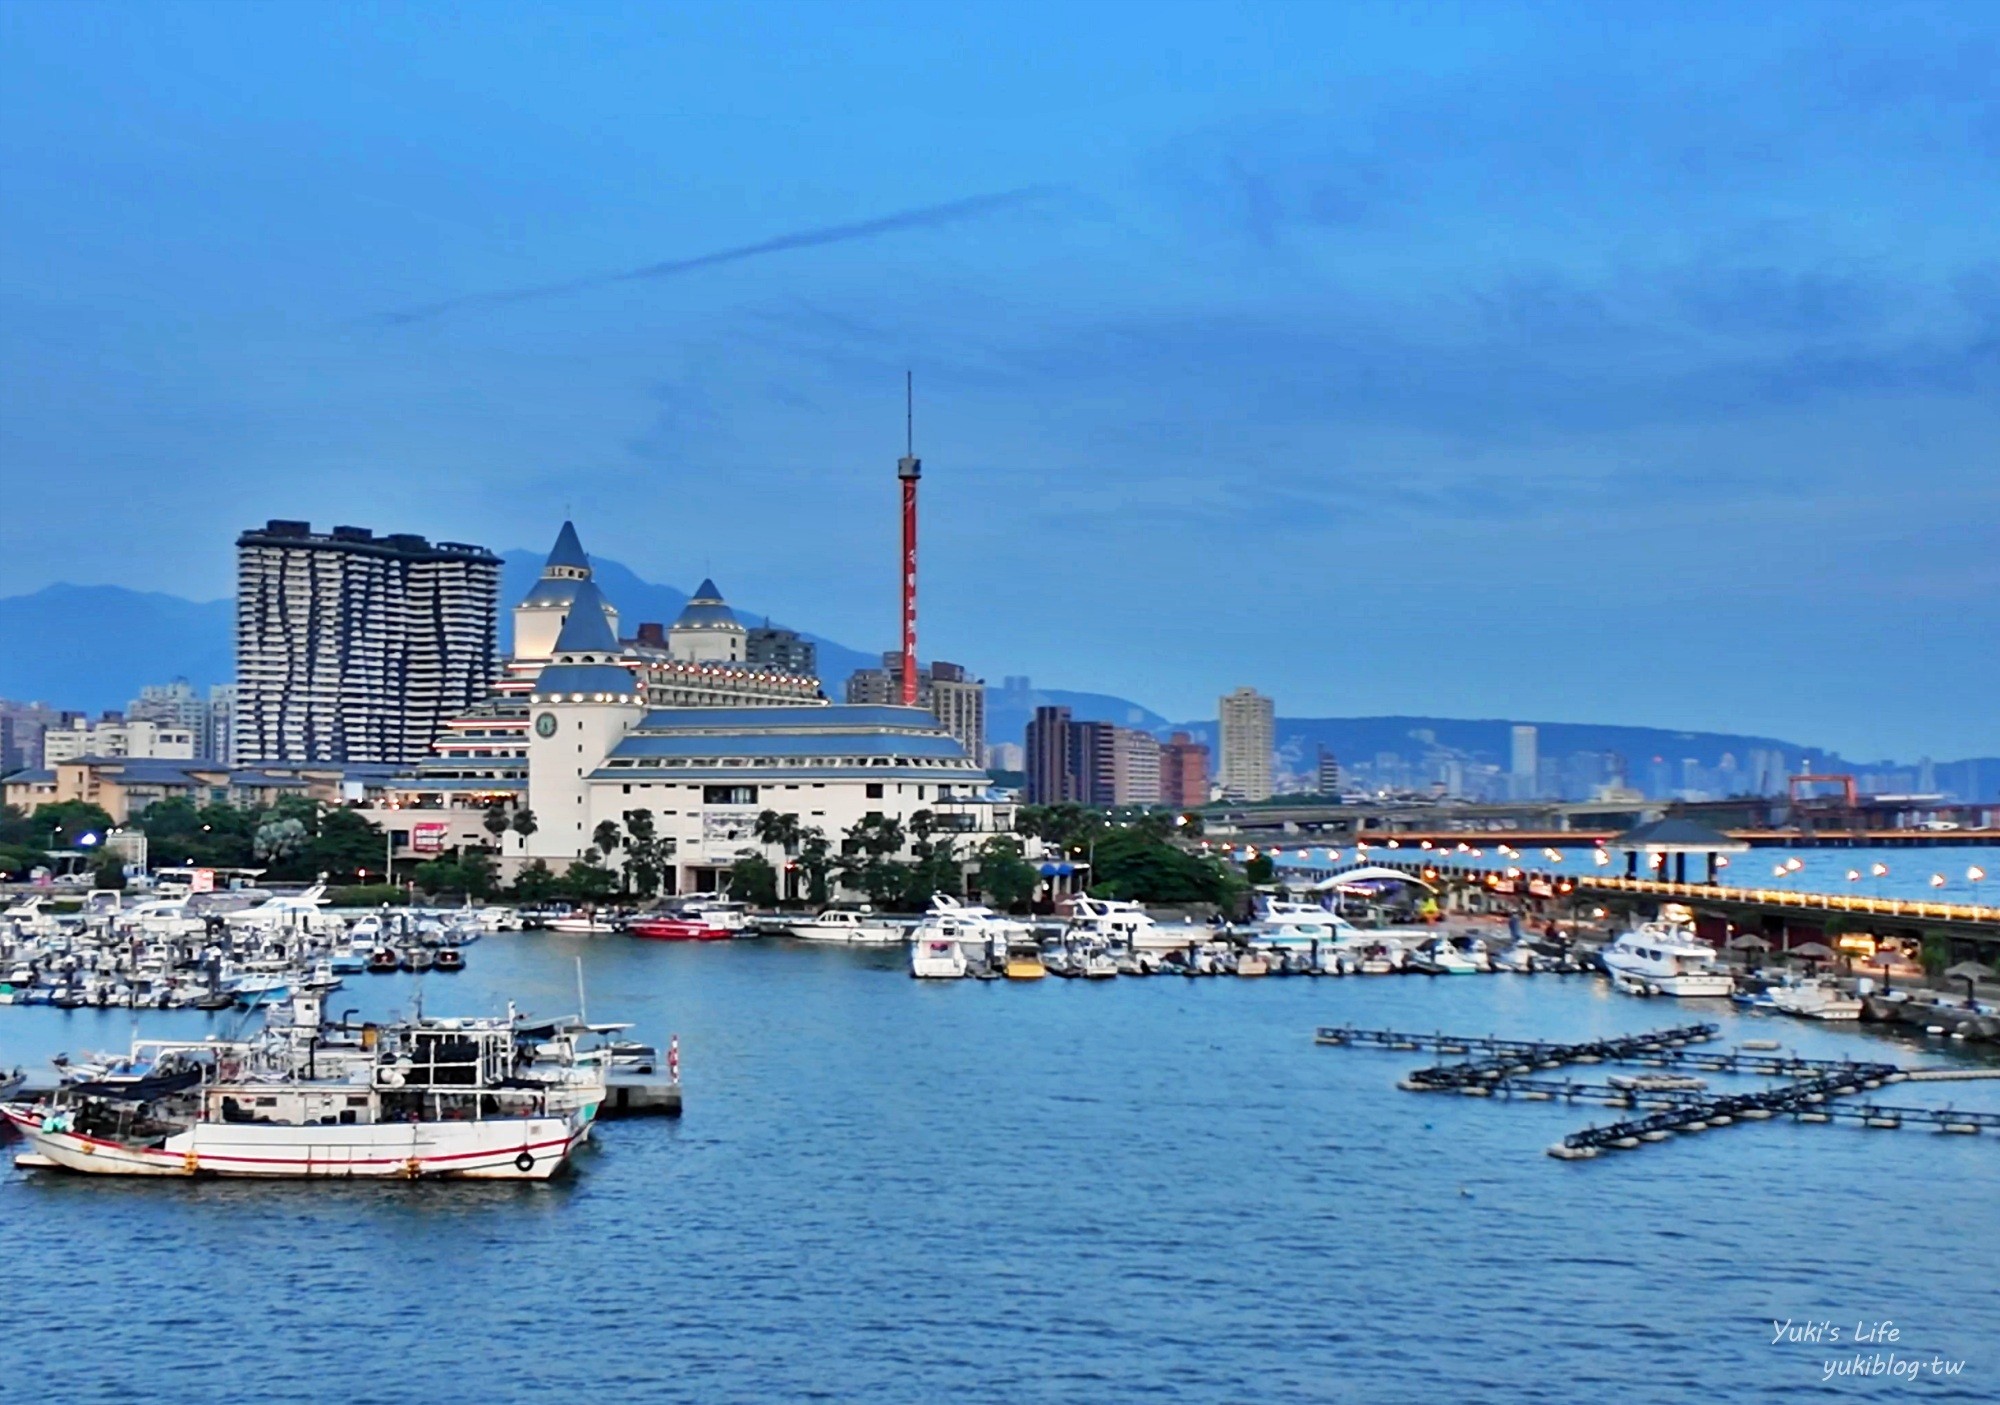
628;916;730;941
1600;917;1733;998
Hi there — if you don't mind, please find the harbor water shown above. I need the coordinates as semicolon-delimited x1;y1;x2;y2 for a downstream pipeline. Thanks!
3;936;1996;1403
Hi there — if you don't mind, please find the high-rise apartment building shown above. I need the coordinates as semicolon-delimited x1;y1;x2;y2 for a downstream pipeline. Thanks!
928;661;986;768
1111;727;1162;806
1218;687;1274;801
1510;724;1538;796
43;717;196;762
847;653;985;767
1315;745;1341;796
1160;731;1210;809
128;678;235;762
1025;704;1073;805
235;520;501;764
1069;721;1118;806
743;621;817;678
0;700;82;773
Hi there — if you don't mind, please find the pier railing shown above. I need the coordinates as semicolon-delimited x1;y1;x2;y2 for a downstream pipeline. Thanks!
1377;859;2000;927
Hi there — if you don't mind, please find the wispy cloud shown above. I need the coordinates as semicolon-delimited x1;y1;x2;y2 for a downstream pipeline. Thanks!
376;187;1060;326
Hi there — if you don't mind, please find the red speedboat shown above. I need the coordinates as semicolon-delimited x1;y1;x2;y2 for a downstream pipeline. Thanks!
628;916;731;941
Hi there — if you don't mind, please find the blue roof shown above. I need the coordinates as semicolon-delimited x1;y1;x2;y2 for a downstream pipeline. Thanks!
520;576;585;608
552;579;620;652
546;520;589;571
533;662;642;698
635;704;934;731
673;578;740;630
606;731;967;761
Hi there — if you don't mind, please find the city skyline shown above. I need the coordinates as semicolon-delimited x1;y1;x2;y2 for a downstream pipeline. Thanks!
4;4;1998;758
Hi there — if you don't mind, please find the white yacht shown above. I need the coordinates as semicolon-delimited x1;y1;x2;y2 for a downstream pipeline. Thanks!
786;908;907;945
1245;900;1361;948
1600;920;1733;997
1768;977;1863;1021
1063;896;1166;947
909;934;968;979
906;895;1033;957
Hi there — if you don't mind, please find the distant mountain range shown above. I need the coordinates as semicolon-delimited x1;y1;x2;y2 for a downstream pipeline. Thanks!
3;569;1992;793
0;554;876;714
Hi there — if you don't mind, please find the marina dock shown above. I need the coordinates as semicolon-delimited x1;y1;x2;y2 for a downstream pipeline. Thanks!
1316;1021;2000;1161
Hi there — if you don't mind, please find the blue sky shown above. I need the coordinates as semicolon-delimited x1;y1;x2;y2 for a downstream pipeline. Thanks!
2;1;1996;757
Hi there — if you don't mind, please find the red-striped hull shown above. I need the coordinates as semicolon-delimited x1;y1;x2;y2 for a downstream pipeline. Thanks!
628;919;730;941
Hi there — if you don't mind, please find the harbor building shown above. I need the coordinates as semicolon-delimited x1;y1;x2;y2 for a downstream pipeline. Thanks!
363;524;818;853
1218;687;1274;802
234;520;502;765
518;582;1000;892
1160;731;1211;809
357;520;1000;888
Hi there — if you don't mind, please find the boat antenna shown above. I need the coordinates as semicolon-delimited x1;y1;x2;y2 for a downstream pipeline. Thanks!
575;955;587;1024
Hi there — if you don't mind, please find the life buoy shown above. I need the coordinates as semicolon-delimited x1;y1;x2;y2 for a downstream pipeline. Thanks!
514;1151;536;1173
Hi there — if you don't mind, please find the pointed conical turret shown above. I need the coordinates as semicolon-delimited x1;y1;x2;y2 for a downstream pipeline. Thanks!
668;575;747;663
545;520;589;574
552;578;620;654
514;519;619;663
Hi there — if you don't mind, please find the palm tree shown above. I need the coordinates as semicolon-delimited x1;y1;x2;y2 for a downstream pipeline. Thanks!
592;818;622;858
753;810;804;901
482;803;511;848
511;808;538;841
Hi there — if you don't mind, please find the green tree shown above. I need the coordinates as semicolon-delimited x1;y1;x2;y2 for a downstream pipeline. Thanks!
91;852;127;890
621;808;672;899
592;818;622;861
728;850;779;906
976;834;1038;912
901;834;962;908
753;809;804;901
482;802;512;847
253;816;309;865
512;859;561;903
1243;853;1275;886
28;800;115;851
798;826;832;906
307;807;383;880
1089;827;1244;905
562;854;618;902
511;808;539;842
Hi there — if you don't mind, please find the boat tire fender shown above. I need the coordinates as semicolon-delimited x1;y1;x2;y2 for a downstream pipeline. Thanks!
515;1151;535;1173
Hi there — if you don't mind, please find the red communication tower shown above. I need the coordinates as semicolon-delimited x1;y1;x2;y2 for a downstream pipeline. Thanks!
897;373;921;706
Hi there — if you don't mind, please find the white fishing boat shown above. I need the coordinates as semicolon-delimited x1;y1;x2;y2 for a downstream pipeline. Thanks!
4;1023;589;1179
1599;920;1733;997
788;908;907;945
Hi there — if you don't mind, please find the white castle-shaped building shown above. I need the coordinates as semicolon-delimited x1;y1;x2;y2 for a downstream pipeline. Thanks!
381;520;1003;894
